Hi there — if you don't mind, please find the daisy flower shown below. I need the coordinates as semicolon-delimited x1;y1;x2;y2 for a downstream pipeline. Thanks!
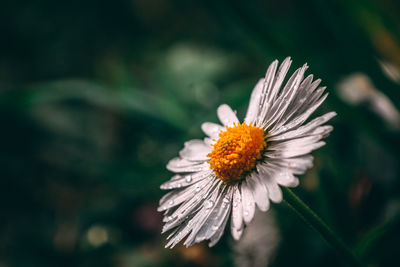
158;57;336;248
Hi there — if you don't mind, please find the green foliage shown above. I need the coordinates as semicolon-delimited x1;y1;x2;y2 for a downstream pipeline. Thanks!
1;0;400;266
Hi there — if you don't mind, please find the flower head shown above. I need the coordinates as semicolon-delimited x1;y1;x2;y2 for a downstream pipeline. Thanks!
158;57;336;248
207;122;266;183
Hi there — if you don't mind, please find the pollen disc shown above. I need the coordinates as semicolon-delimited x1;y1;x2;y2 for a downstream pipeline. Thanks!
207;122;266;183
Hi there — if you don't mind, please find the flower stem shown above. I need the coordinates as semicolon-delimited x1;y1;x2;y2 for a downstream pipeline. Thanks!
282;187;363;267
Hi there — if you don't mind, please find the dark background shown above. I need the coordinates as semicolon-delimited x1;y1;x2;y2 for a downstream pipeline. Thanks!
1;0;400;266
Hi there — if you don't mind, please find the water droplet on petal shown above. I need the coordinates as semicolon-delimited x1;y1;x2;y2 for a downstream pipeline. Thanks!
168;200;174;205
186;176;192;183
204;200;214;209
211;225;219;231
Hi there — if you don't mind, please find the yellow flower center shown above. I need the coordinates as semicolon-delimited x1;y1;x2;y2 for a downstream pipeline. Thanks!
207;122;266;183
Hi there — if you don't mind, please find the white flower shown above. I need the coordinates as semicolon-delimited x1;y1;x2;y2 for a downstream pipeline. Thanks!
158;57;336;248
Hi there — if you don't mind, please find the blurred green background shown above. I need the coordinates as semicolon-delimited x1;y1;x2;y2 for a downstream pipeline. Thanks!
1;0;400;266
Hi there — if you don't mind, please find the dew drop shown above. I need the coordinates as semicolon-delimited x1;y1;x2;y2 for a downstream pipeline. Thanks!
186;176;192;183
223;197;230;203
168;200;174;205
211;225;219;231
177;183;182;188
244;210;249;216
204;200;214;209
195;185;201;192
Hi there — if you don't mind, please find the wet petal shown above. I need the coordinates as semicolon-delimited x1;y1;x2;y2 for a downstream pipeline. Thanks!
241;181;255;224
160;170;212;190
247;173;270;211
166;158;209;173
179;140;212;161
201;122;224;138
230;184;243;240
217;104;239;127
244;78;264;124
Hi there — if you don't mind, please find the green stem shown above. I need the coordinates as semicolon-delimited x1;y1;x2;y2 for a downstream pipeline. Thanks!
282;187;363;267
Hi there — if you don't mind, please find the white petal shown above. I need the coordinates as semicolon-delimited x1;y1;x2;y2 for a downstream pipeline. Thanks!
246;173;270;211
217;104;239;127
261;64;308;129
257;165;283;203
158;177;212;212
183;183;225;246
164;181;223;248
240;181;255;224
280;82;325;127
311;125;334;138
166;158;209;173
263;60;279;102
255;60;278;125
230;184;243;239
244;78;264;124
268;112;336;141
167;157;196;168
267;156;314;175
231;227;243;241
267;135;324;151
270;74;315;130
160;170;212;190
208;204;231;247
165;220;192;248
257;58;290;126
267;57;292;104
162;179;220;233
201;122;224;138
264;179;283;203
274;172;299;187
270;93;329;136
265;141;325;158
179;140;212;161
292;86;326;119
195;187;233;246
